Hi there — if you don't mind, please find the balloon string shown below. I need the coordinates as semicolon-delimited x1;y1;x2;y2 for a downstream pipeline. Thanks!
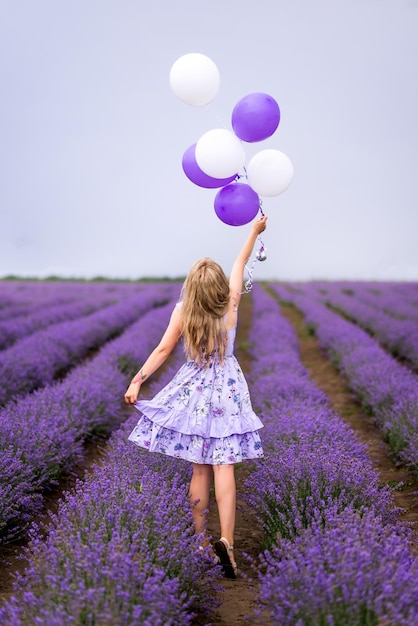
242;260;256;294
241;204;267;294
204;102;230;131
241;234;266;294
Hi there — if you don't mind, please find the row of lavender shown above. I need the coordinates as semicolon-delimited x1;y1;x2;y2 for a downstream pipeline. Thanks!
0;290;121;350
244;285;418;625
0;284;180;543
320;280;418;323
288;280;418;369
287;280;418;321
272;283;418;470
319;279;418;297
0;334;220;625
0;284;173;406
0;280;144;308
0;281;151;349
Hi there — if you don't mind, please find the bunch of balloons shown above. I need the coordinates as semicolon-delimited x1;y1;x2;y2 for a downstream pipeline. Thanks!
169;52;294;226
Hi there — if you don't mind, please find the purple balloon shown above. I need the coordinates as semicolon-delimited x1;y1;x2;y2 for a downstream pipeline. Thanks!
214;183;260;226
231;92;280;143
182;144;237;188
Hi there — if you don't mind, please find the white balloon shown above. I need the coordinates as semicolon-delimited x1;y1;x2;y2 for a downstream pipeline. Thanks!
246;149;294;197
195;129;246;179
169;53;220;106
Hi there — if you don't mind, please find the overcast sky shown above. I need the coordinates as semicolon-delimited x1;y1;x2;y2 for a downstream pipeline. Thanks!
1;0;417;282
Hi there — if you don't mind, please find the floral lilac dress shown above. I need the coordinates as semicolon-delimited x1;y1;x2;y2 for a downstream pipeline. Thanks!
128;323;264;465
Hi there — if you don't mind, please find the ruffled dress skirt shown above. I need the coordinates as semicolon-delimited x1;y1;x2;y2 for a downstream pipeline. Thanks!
128;354;264;465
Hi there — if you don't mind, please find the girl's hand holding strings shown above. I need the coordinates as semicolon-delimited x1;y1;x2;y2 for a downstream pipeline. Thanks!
253;214;267;235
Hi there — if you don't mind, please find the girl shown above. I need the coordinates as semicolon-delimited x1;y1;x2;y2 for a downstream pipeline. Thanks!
124;215;267;579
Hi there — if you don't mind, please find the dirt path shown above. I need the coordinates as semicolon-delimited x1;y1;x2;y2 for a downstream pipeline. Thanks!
201;466;266;626
198;294;268;626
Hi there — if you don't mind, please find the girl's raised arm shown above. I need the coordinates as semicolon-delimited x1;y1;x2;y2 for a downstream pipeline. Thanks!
229;215;268;309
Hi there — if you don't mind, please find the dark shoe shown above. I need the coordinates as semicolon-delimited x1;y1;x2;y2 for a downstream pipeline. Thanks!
213;537;237;579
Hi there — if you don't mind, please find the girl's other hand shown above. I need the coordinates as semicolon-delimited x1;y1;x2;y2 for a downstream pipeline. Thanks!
124;382;141;404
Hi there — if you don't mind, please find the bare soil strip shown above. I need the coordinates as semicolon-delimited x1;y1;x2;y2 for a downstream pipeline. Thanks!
197;294;267;626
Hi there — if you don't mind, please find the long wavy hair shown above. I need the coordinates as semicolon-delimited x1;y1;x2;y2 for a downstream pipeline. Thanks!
180;258;230;366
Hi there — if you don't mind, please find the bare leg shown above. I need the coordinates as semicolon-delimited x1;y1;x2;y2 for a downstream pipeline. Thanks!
189;463;213;537
213;464;236;567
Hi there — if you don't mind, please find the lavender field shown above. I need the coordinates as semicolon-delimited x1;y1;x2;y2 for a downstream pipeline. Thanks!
0;279;417;625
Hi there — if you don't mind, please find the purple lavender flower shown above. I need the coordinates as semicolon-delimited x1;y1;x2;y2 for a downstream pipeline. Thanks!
258;507;418;625
240;283;417;623
0;283;177;406
270;282;418;469
0;287;181;541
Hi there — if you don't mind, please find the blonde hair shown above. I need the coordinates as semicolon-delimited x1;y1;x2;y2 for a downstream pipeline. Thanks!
180;258;230;366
